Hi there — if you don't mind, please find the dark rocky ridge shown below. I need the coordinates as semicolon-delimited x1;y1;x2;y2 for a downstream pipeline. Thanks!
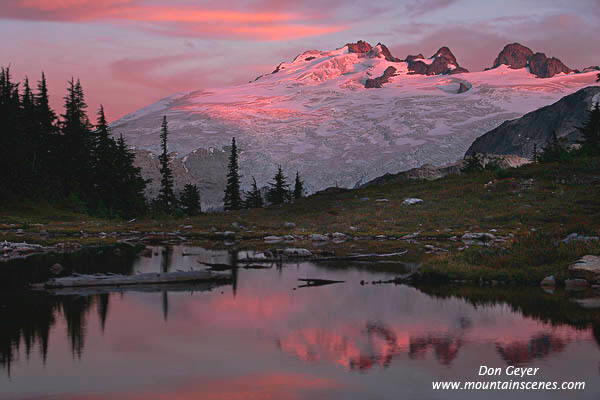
365;66;397;88
407;47;469;76
492;43;572;78
466;86;600;157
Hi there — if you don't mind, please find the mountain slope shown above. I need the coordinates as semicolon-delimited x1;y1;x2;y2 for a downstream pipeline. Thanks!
466;86;600;157
110;41;598;209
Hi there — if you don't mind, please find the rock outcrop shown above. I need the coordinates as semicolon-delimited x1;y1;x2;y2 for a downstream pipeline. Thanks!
365;66;397;88
376;43;401;62
346;40;372;53
493;43;534;70
492;43;572;78
466;86;600;157
360;154;529;188
407;47;468;76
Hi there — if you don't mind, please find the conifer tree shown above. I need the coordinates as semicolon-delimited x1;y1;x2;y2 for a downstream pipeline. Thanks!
35;72;59;188
539;131;570;162
21;77;37;180
461;153;483;173
531;143;538;163
577;102;600;155
114;134;148;217
0;67;22;199
156;116;176;213
293;171;304;200
267;166;290;205
223;137;242;210
61;78;93;198
244;177;263;208
180;184;201;215
92;105;118;215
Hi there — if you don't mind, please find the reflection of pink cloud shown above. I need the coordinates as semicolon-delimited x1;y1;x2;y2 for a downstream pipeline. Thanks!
58;373;341;400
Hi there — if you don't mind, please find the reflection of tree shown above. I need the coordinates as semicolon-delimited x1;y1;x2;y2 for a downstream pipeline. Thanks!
417;285;600;330
97;294;110;333
0;293;57;376
61;296;94;359
496;333;567;365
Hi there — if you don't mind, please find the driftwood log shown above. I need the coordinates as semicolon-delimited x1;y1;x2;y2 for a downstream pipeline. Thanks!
31;270;231;289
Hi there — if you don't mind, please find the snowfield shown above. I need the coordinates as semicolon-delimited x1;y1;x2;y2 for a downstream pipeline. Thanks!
111;44;599;209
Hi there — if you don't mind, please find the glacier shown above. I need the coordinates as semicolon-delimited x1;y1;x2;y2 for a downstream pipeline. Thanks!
110;43;599;210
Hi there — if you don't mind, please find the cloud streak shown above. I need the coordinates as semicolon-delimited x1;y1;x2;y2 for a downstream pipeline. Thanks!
1;0;348;40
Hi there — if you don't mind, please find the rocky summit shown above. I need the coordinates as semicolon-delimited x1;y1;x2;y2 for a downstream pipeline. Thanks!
110;40;598;209
492;42;572;78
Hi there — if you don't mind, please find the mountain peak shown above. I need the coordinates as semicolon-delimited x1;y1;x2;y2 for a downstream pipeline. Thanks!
346;40;372;53
492;43;572;78
406;46;468;75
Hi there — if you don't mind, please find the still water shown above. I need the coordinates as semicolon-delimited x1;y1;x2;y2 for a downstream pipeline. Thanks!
1;246;599;399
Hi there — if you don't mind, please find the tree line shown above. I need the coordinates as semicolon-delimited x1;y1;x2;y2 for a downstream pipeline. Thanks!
0;66;307;217
0;67;147;217
222;137;305;211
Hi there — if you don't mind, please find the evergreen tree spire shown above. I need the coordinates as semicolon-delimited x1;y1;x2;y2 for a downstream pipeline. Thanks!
577;102;600;155
223;137;242;210
157;116;176;213
244;176;263;208
180;183;201;215
267;165;290;205
293;171;304;200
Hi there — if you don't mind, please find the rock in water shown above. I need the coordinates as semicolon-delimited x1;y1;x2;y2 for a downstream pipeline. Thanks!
540;275;556;287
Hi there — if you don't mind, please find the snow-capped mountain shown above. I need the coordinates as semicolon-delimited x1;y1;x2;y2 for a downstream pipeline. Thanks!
110;41;599;209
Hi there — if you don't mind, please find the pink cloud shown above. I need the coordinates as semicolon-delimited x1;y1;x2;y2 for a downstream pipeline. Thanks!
0;1;348;40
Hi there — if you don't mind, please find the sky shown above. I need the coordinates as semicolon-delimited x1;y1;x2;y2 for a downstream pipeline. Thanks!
2;0;599;122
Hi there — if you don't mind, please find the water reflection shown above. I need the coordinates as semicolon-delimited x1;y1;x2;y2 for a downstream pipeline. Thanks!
1;246;600;399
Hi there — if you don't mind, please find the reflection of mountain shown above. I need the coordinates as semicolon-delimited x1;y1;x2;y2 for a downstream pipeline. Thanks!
409;335;462;366
278;322;587;371
496;333;567;365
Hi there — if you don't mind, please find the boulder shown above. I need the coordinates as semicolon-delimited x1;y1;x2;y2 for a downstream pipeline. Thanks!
332;232;349;241
403;198;423;205
375;198;390;202
283;222;296;229
461;232;495;241
569;255;600;275
540;275;556;287
564;278;589;290
562;233;599;243
264;235;283;242
310;234;329;241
